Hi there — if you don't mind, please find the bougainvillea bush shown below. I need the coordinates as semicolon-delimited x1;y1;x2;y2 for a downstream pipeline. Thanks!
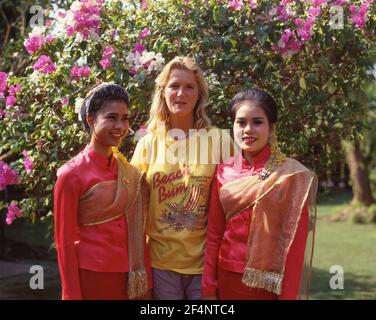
0;0;375;226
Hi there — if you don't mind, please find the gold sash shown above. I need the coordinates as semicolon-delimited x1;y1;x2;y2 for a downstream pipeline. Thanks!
77;155;150;299
219;158;317;298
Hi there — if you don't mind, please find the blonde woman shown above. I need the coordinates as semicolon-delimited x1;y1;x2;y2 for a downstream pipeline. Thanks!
131;56;230;300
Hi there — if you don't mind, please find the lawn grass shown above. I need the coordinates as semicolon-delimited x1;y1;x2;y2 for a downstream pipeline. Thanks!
310;190;376;299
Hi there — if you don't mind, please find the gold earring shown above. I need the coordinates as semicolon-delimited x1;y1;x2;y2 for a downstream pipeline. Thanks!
259;127;286;180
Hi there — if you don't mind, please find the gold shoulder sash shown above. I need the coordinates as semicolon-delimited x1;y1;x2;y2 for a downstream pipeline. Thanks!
219;158;318;298
77;155;149;299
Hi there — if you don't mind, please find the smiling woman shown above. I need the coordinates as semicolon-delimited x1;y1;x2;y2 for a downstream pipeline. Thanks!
53;83;152;300
85;99;130;157
203;88;318;300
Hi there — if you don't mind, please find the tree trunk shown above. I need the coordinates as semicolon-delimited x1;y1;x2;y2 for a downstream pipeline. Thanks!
345;141;375;206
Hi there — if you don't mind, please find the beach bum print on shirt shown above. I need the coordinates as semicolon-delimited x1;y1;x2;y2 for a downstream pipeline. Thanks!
153;165;211;233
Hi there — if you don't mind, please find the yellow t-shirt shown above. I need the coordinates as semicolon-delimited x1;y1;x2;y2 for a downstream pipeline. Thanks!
131;127;232;274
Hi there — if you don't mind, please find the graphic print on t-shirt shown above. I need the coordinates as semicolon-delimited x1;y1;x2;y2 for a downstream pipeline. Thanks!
152;165;210;233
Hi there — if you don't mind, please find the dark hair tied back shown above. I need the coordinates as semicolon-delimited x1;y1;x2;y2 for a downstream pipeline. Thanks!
80;82;129;132
230;88;278;125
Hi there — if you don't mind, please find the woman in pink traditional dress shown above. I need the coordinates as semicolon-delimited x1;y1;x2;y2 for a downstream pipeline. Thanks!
54;83;152;300
202;88;317;300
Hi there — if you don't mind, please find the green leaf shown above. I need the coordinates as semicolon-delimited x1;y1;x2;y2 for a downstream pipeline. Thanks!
213;5;226;25
299;77;307;91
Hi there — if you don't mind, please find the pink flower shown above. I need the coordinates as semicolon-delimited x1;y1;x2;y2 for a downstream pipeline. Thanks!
349;4;357;14
5;95;17;107
349;3;369;29
45;19;54;27
281;38;301;57
46;35;55;43
58;10;67;18
277;30;302;58
99;46;115;70
8;84;22;96
66;25;75;36
22;151;33;174
278;29;292;47
134;43;145;54
296;17;315;43
248;0;257;9
61;97;69;106
70;65;91;80
138;28;151;40
103;46;115;57
312;0;326;6
229;0;244;10
65;0;104;40
351;14;366;28
141;0;148;10
32;55;56;74
0;161;18;191
0;109;5;117
294;18;303;26
5;201;23;225
100;58;111;70
308;7;321;17
358;4;369;15
0;71;8;95
24;35;46;54
274;4;292;21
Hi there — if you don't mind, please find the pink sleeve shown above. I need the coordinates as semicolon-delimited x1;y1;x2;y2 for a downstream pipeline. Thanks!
54;170;83;300
279;203;309;300
202;174;226;297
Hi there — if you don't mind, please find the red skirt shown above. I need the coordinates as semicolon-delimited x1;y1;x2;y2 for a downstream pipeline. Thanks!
79;269;129;300
218;267;277;300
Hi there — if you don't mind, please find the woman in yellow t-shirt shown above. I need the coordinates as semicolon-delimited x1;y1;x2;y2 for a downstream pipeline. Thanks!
131;56;230;300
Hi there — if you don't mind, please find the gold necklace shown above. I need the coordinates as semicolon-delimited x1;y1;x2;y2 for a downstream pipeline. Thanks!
112;146;128;165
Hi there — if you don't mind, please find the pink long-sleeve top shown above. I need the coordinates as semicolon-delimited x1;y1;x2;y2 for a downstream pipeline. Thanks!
202;146;308;300
54;145;151;300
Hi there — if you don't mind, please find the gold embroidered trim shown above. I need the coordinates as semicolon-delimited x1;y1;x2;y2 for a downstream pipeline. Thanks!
242;267;283;295
128;270;148;299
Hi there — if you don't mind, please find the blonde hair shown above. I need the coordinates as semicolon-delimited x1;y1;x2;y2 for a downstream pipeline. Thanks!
147;56;211;132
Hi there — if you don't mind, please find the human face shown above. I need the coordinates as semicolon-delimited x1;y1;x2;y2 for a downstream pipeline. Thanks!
164;68;199;118
89;100;129;155
233;102;271;159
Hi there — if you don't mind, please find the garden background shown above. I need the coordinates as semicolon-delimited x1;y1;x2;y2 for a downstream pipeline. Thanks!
0;0;375;299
